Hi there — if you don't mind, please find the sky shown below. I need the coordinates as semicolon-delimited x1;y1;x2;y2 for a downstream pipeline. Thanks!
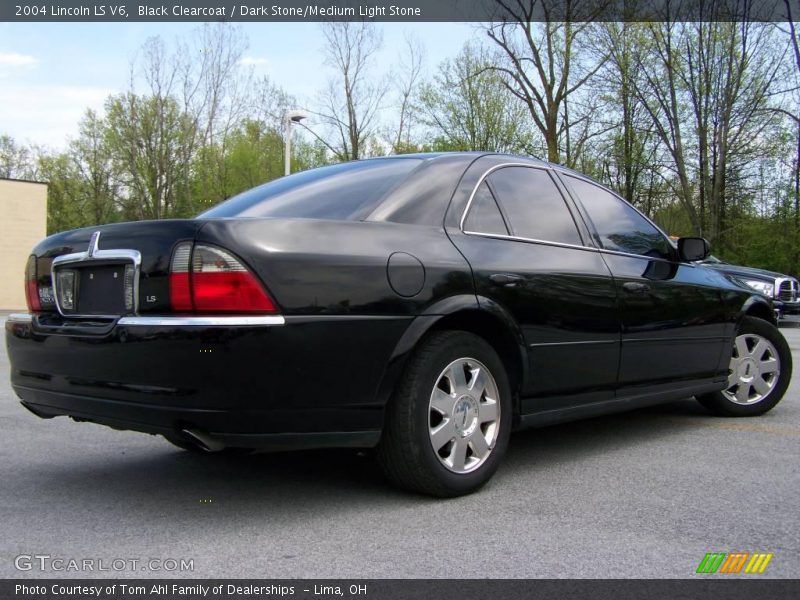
0;21;479;150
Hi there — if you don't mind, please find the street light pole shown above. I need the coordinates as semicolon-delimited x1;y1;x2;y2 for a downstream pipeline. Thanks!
283;109;308;176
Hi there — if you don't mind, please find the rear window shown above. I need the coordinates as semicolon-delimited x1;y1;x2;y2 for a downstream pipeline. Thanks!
198;158;422;220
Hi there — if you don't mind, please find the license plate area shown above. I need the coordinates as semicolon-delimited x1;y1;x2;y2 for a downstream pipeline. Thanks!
51;235;141;318
54;261;135;316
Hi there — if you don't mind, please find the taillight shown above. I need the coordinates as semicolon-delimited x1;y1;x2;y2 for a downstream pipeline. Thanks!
169;243;193;312
191;245;276;313
24;254;40;312
169;243;277;314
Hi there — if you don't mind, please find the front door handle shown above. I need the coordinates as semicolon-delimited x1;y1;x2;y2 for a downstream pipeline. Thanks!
490;273;524;287
622;282;651;295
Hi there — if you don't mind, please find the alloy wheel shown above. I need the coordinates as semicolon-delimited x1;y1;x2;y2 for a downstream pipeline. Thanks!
428;358;501;474
723;333;780;405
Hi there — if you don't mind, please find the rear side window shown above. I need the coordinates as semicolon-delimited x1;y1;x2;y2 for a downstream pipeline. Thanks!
199;158;422;220
463;182;509;235
565;176;672;259
486;166;582;245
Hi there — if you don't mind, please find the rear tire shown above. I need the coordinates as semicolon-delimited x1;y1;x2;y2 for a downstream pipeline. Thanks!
697;316;791;417
376;331;512;497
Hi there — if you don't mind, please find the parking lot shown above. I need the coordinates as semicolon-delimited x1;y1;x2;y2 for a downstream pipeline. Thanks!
1;315;798;579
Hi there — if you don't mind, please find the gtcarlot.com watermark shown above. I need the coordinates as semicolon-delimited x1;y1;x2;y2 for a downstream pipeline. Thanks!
14;554;194;572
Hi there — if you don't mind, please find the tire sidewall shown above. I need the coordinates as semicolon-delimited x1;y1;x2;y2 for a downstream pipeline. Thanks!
410;332;513;495
709;317;792;417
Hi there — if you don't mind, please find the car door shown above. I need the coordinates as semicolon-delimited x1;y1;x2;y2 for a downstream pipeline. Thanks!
447;163;621;413
558;173;730;390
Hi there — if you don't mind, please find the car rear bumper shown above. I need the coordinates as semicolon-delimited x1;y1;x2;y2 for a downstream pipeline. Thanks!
5;312;411;449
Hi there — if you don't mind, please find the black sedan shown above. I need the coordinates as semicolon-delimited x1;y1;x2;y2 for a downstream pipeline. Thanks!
5;153;792;497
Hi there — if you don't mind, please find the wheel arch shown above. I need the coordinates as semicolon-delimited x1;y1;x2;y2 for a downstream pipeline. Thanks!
742;296;777;326
373;294;528;422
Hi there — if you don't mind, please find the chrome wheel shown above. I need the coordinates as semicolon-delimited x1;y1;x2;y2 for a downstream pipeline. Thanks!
723;333;780;405
428;357;500;474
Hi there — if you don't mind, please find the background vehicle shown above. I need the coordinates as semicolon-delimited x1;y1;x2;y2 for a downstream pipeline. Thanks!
698;255;800;320
5;153;792;496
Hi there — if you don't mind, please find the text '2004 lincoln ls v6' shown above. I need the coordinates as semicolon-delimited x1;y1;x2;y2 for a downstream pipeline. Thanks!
5;153;793;496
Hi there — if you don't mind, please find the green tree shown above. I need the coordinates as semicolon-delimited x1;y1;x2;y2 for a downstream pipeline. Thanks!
70;110;119;225
34;110;120;233
105;92;196;220
0;134;35;179
485;2;605;164
418;44;532;153
191;119;331;212
594;23;664;214
316;21;388;161
37;152;83;233
192;119;284;210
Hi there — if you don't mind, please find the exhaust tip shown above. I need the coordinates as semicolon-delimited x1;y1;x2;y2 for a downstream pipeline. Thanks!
180;428;226;453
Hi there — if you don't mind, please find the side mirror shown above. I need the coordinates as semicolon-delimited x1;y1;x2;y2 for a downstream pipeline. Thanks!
677;237;710;262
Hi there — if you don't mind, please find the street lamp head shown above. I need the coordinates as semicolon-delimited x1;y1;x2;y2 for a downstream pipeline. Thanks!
285;109;308;123
284;109;308;177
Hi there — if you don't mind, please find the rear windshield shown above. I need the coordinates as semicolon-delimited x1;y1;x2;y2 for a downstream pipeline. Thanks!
198;158;422;220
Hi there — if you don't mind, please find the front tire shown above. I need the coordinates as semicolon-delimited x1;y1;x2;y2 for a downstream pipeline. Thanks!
376;331;512;497
697;316;792;417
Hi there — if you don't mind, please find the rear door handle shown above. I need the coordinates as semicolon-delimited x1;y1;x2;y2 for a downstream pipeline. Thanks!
622;282;650;295
490;273;524;287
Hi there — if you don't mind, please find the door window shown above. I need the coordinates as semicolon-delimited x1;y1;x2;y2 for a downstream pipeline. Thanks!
565;176;672;260
486;167;582;246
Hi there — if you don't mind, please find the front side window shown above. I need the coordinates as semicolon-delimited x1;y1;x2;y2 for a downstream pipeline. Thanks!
565;176;672;260
485;167;582;246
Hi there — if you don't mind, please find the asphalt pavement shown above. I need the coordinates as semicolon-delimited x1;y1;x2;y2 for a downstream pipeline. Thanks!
1;315;798;579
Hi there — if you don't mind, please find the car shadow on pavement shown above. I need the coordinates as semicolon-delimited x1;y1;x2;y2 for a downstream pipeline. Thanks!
501;399;724;473
14;398;728;516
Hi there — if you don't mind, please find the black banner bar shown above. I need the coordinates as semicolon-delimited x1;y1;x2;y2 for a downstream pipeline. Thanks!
3;580;800;600
2;0;799;23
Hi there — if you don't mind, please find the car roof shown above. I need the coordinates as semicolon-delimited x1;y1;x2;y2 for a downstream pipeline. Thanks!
366;151;551;168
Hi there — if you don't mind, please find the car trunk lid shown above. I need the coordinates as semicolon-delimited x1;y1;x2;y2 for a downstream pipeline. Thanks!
29;219;202;318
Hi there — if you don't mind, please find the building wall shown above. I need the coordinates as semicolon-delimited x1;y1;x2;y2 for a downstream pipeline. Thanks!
0;179;47;311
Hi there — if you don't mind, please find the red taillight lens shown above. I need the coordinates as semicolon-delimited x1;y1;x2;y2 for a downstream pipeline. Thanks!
25;255;41;312
191;271;275;312
169;243;277;314
192;245;276;313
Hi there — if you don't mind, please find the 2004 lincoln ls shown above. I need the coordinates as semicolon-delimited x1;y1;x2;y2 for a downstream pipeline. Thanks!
5;152;792;496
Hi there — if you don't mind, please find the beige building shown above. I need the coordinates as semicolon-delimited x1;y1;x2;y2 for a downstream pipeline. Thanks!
0;178;47;310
